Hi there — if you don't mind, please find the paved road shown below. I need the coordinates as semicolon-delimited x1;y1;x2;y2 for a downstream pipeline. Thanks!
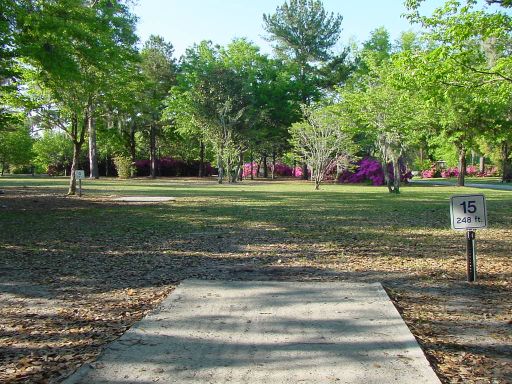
412;180;512;191
64;280;440;384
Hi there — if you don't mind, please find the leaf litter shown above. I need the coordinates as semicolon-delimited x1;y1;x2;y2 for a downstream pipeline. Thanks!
0;185;510;383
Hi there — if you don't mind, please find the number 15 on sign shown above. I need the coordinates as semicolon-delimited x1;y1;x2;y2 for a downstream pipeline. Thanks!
450;194;487;230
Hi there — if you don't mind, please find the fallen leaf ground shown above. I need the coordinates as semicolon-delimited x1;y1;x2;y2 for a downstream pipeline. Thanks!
0;177;510;383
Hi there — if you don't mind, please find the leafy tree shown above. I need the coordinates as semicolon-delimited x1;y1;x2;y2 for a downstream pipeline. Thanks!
263;0;343;99
339;56;428;193
32;130;73;175
139;35;177;178
290;104;355;190
404;0;512;183
264;0;343;179
0;123;33;175
168;40;265;183
17;0;138;193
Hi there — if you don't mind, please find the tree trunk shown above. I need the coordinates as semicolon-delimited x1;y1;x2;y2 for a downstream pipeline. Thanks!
150;123;157;178
336;162;343;182
198;140;205;177
271;151;276;180
263;155;268;178
383;160;393;193
1;162;5;176
250;151;254;180
67;112;86;195
105;154;109;177
457;146;466;187
292;159;296;177
217;148;224;184
479;156;485;174
502;141;512;183
237;150;244;181
68;142;82;195
392;158;400;194
88;102;99;179
315;179;320;190
129;122;136;162
302;162;308;180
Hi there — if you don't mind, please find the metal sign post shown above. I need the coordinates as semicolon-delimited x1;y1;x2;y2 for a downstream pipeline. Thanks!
75;170;85;198
466;230;476;282
450;194;487;282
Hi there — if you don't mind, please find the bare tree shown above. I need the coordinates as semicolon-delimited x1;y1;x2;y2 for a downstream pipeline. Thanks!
290;105;355;190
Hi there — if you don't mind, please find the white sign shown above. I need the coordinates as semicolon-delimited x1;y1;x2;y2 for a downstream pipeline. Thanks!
450;194;487;230
75;170;85;180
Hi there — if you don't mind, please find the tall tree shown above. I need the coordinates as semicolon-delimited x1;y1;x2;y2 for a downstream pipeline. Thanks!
405;0;512;183
139;35;177;178
16;0;138;193
263;0;342;103
339;55;429;194
263;0;343;179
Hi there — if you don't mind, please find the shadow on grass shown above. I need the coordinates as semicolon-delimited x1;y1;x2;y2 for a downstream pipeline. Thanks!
0;179;510;383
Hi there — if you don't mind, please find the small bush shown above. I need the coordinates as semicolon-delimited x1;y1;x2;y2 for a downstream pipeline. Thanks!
114;156;134;179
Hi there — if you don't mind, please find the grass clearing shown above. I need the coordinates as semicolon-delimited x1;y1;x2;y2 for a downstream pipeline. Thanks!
0;176;510;383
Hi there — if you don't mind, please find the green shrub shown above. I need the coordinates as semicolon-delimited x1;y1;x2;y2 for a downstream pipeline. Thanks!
113;156;134;179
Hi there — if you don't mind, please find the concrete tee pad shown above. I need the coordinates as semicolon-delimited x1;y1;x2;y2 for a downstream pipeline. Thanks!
65;280;441;384
112;196;176;202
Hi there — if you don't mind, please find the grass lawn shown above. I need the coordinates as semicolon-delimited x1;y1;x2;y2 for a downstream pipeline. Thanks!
0;176;510;383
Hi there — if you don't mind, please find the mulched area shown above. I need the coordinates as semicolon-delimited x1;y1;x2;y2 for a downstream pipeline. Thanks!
0;188;510;383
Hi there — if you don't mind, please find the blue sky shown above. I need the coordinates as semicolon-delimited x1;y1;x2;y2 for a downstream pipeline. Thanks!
132;0;453;58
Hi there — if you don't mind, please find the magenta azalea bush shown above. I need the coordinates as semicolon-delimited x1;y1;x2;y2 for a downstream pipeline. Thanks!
440;167;459;178
466;165;479;177
242;162;306;178
435;165;499;179
480;166;498;177
421;168;436;178
417;163;498;179
338;157;412;186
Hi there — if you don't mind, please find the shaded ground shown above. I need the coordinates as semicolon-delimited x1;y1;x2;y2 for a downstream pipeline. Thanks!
0;178;510;383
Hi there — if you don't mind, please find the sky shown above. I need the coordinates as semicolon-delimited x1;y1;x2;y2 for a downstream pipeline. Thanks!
131;0;471;58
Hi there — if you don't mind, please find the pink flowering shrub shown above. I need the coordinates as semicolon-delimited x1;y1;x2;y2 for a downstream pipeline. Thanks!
338;157;411;186
421;168;436;178
437;165;499;178
481;166;498;177
466;165;479;177
242;162;299;178
441;167;459;178
242;162;258;178
293;166;305;178
272;163;294;177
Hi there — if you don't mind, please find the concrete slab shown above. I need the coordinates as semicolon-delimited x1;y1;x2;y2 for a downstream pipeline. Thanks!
64;280;441;384
112;196;176;202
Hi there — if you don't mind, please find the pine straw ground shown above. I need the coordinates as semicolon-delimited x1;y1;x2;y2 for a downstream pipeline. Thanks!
0;177;510;384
